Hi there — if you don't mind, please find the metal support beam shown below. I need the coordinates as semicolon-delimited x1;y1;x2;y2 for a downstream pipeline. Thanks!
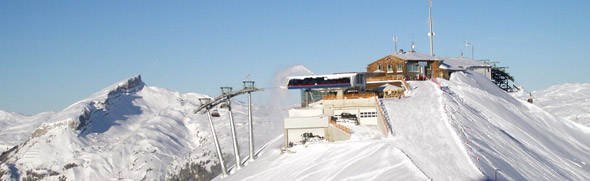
199;98;228;177
222;87;242;170
247;91;255;162
193;83;263;174
243;81;256;162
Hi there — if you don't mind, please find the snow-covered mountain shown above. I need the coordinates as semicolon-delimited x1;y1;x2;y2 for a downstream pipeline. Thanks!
0;111;56;153
512;83;590;127
223;71;590;180
0;76;282;180
2;73;589;180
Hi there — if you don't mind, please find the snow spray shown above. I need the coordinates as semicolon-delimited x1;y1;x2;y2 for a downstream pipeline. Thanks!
266;65;314;134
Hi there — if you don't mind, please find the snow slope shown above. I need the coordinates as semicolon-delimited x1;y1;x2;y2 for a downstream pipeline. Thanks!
440;71;590;180
0;76;282;180
513;83;590;127
2;72;589;180
224;71;590;180
383;81;482;180
0;111;54;153
221;136;428;181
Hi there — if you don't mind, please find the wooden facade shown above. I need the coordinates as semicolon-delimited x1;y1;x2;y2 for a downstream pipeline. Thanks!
366;55;407;79
366;54;443;80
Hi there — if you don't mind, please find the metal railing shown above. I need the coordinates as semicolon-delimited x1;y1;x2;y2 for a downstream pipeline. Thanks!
322;93;376;100
366;76;404;82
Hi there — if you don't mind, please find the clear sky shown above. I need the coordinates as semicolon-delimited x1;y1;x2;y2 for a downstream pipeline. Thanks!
2;1;589;115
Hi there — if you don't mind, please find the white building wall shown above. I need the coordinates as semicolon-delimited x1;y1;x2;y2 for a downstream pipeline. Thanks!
284;116;329;129
470;67;492;80
288;108;324;117
334;109;359;117
359;108;378;125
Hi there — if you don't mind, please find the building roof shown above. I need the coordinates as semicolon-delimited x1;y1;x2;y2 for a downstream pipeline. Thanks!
287;73;358;80
368;51;439;66
439;57;491;70
391;51;438;61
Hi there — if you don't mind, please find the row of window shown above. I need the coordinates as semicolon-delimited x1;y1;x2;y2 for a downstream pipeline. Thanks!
360;112;377;118
377;64;404;73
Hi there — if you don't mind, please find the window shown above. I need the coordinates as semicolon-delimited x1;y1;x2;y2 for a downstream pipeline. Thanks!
360;112;377;118
378;65;383;71
355;74;364;84
396;64;403;73
387;64;393;73
407;64;419;72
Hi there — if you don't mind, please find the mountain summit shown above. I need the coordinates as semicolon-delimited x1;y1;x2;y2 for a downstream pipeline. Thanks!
0;75;280;180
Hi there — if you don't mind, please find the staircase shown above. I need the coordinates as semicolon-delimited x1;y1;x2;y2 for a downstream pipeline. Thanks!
377;98;394;135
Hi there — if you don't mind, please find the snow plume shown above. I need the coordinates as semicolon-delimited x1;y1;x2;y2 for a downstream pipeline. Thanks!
270;65;313;107
265;65;314;136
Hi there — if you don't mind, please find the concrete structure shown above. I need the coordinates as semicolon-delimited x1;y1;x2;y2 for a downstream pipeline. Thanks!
283;96;391;147
319;97;389;136
283;107;331;146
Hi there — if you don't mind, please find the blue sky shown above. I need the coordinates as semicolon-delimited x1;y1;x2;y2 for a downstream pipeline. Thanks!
2;1;589;115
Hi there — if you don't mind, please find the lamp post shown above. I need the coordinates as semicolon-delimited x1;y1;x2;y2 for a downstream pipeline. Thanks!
198;98;228;177
465;41;474;60
221;87;242;170
243;81;256;162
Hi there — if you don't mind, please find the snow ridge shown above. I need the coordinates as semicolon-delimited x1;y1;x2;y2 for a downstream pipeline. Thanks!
441;71;590;180
514;83;590;127
1;75;282;180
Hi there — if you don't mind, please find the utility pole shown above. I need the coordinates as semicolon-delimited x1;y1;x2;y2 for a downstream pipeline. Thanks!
428;0;435;57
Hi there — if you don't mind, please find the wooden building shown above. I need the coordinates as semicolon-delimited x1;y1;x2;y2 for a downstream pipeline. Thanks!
366;51;442;90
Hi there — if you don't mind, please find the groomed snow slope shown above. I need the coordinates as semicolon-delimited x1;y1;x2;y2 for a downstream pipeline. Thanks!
440;71;590;180
220;136;428;181
382;81;482;180
513;83;590;127
0;76;282;180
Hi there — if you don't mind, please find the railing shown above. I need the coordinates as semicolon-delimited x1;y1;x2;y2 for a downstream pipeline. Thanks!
383;89;405;98
366;76;404;82
374;97;393;135
329;119;351;134
322;93;376;100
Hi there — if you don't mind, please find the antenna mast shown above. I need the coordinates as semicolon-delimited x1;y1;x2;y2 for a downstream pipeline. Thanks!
393;36;398;54
411;34;416;52
428;0;435;56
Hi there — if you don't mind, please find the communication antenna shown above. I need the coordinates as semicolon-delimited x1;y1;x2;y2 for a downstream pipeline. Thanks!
464;41;469;58
411;34;416;52
393;36;398;54
428;0;435;56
